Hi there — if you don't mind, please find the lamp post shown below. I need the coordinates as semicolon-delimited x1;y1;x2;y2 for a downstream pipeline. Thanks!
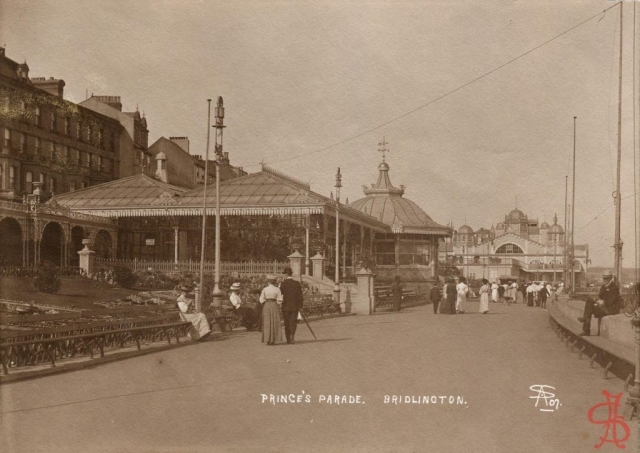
334;167;342;304
211;97;225;307
196;99;212;313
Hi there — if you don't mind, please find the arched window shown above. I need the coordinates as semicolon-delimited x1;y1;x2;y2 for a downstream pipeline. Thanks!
495;243;523;254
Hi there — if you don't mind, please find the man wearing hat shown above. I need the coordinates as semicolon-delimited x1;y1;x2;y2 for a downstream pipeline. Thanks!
578;270;621;336
229;282;258;330
280;267;304;344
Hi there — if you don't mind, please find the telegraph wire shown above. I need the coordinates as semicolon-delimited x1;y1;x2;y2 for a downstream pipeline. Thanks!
242;2;621;168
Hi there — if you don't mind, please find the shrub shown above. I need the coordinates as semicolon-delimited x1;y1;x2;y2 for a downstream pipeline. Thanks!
34;261;62;293
112;266;138;289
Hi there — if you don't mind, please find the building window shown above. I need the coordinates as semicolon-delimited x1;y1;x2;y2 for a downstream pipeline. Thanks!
39;173;45;184
64;117;70;135
50;112;57;131
398;241;430;265
49;177;56;193
20;133;26;153
76;149;81;166
375;241;396;266
35;107;41;126
87;125;92;143
20;100;26;116
86;153;91;168
77;121;82;140
98;155;103;171
9;166;15;189
495;243;524;254
0;164;3;189
99;128;104;148
25;171;33;194
34;137;40;155
4;128;10;147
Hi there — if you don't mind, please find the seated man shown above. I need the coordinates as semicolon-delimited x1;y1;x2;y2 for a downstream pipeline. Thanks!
177;286;211;341
228;282;259;330
578;271;620;336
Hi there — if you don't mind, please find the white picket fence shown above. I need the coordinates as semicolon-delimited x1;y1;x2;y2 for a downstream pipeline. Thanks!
95;258;287;276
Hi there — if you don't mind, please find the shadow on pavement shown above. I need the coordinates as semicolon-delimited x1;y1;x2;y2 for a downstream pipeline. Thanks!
283;338;352;345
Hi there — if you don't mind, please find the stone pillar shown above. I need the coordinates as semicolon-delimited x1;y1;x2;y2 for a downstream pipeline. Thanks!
194;286;201;313
174;227;179;263
77;239;95;277
352;268;375;315
288;250;304;281
305;226;310;276
311;253;325;280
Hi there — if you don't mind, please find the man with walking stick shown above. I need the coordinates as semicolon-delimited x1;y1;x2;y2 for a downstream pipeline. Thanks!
280;267;304;344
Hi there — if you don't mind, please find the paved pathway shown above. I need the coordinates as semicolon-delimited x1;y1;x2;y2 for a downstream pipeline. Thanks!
2;301;638;452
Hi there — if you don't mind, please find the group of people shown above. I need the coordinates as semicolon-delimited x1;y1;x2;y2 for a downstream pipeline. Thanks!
428;277;563;315
431;276;470;315
175;267;305;346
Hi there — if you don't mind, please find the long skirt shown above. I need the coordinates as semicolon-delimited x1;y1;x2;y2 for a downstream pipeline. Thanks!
516;292;524;304
441;295;456;314
261;301;282;344
479;294;489;313
183;312;211;341
456;294;466;313
527;292;534;306
491;289;498;302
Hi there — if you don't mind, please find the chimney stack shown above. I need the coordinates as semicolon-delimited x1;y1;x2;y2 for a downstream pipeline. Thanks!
31;77;65;98
92;95;122;111
169;136;190;154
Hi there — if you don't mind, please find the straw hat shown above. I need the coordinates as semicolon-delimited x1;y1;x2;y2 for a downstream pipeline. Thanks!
230;283;241;291
266;274;278;282
602;270;614;279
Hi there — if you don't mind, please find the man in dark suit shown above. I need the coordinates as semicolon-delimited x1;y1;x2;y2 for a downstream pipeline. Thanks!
280;267;304;344
430;283;441;314
578;270;621;336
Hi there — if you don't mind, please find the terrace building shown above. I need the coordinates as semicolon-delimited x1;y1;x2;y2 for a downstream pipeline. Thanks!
0;47;123;202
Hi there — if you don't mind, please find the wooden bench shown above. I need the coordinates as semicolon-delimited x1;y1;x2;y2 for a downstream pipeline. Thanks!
302;294;341;318
0;319;192;375
374;286;423;310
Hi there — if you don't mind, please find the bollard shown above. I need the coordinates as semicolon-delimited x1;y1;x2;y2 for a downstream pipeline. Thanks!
578;346;586;359
590;353;598;368
603;362;613;379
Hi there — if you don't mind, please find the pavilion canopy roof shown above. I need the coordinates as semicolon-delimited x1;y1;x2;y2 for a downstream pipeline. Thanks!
51;165;389;232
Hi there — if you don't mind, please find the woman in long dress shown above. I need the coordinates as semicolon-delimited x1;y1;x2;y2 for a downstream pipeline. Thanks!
479;279;490;314
441;279;457;314
491;281;499;304
456;276;469;314
259;275;283;345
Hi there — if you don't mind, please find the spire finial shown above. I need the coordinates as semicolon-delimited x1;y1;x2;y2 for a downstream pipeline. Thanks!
378;137;389;162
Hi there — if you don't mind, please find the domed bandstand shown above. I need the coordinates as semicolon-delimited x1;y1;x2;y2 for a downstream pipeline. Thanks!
350;149;451;289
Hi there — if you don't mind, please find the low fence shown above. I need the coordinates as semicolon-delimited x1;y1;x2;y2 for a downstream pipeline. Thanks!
95;259;288;276
0;266;81;277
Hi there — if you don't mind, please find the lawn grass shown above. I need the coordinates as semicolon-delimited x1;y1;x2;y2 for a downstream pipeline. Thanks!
0;277;137;310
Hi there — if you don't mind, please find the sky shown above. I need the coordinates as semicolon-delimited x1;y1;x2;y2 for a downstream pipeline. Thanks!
1;0;639;268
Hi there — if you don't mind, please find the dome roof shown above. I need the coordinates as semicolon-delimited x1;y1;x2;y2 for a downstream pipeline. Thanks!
350;158;450;236
506;208;526;223
540;221;550;229
548;224;564;234
458;225;474;234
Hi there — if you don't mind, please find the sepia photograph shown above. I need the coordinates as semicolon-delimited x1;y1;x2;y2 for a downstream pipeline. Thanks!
1;1;640;451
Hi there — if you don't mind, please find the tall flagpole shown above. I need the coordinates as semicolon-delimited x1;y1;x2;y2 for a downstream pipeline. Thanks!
564;175;568;288
197;99;212;312
571;117;577;293
614;2;624;281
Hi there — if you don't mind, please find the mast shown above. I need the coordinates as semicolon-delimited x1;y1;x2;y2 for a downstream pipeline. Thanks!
564;175;568;287
614;2;624;280
571;117;577;292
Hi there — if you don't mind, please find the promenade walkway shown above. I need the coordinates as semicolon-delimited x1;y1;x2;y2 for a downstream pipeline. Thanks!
1;301;637;452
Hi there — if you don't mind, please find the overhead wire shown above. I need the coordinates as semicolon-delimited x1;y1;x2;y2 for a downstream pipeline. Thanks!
241;2;622;168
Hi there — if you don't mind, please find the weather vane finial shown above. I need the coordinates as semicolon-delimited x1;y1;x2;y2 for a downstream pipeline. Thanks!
378;137;389;162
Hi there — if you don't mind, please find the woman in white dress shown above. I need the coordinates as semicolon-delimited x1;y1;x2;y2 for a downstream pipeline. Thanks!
491;281;499;303
479;279;490;314
455;276;469;314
